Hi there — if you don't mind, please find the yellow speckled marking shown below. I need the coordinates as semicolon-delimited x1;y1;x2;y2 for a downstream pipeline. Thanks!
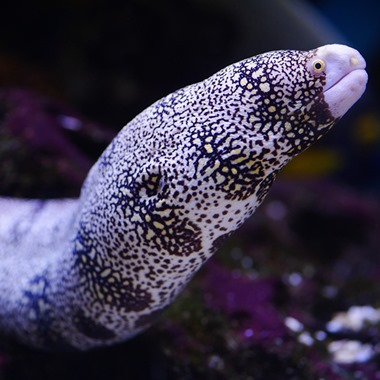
240;77;248;86
259;82;270;92
153;221;165;229
251;67;264;79
215;173;226;184
205;144;213;153
145;230;154;240
212;160;220;170
131;214;142;223
233;155;247;164
100;268;111;278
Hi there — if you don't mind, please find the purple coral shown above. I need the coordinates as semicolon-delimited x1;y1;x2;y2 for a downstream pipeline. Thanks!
203;261;286;343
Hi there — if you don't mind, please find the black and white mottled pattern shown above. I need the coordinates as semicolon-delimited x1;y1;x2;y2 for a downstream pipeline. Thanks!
0;45;367;350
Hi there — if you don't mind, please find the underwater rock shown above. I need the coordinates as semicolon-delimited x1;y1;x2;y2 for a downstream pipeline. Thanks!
0;88;114;197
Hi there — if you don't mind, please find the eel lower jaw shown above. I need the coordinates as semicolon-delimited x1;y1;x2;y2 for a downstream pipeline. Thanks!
323;68;368;119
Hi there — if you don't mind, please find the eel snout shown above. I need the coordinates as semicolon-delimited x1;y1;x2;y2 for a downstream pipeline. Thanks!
316;44;368;118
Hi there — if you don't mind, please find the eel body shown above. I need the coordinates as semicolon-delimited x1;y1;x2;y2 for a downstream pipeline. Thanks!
0;45;367;350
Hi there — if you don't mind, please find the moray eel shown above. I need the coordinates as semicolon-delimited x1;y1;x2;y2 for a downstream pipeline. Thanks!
0;44;367;350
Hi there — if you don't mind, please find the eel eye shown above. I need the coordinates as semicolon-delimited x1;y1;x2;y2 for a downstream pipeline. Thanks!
311;59;325;74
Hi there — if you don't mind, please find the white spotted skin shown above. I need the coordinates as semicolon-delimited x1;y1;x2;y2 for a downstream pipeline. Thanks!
0;45;367;350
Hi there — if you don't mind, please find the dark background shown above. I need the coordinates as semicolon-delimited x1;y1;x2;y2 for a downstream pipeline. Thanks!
0;0;379;193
